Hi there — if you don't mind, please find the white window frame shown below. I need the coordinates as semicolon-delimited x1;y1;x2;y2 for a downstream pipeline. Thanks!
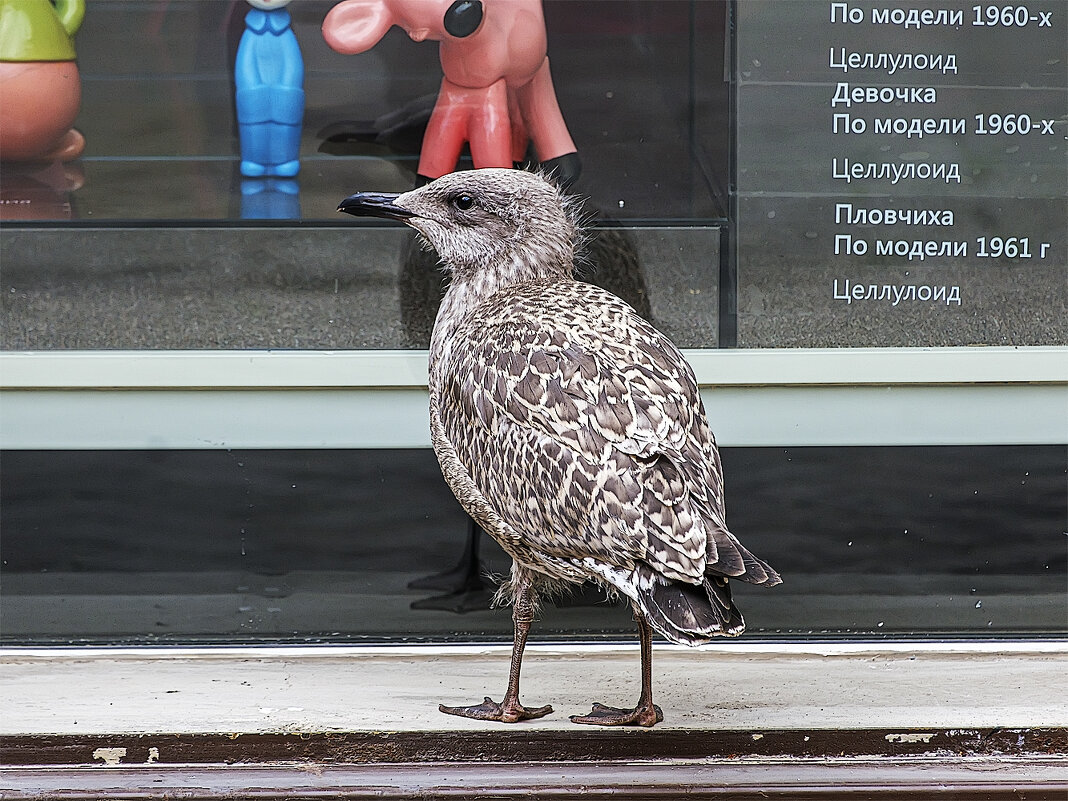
2;346;1065;449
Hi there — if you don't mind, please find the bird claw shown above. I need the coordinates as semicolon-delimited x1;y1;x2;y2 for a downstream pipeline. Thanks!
439;696;554;723
570;701;664;727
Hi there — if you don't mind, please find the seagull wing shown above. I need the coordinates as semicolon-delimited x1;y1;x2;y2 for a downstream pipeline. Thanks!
440;281;774;586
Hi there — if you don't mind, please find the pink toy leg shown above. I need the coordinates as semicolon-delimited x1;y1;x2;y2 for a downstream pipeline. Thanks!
516;58;576;162
508;89;530;164
466;78;512;170
417;80;471;180
418;79;513;179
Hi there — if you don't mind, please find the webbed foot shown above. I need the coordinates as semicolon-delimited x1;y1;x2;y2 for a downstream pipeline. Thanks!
439;696;553;723
570;701;663;727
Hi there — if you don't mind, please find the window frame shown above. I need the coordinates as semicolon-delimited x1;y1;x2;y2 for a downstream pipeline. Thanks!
2;346;1065;450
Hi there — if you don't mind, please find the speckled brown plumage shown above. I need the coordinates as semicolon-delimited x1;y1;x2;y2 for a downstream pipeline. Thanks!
339;168;780;727
432;279;779;636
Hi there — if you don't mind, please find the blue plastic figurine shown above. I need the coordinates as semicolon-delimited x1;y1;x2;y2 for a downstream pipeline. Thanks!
235;0;304;177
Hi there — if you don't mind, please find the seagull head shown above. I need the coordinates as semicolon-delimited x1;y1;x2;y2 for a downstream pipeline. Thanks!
338;169;582;284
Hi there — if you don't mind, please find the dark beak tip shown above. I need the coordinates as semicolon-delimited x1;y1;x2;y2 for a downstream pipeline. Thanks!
336;191;414;221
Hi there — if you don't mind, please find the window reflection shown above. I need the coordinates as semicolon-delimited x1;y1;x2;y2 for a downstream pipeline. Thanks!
2;446;1062;644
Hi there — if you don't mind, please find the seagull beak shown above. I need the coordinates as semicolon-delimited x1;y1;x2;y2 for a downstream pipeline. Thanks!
337;192;417;221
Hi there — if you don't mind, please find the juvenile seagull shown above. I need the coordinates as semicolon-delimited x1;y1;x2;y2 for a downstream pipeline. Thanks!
339;169;780;727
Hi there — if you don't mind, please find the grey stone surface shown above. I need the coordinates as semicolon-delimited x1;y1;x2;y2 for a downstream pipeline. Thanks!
2;227;409;349
0;226;718;350
2;645;1065;734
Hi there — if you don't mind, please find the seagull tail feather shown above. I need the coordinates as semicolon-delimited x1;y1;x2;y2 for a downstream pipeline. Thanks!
637;574;745;647
732;542;784;588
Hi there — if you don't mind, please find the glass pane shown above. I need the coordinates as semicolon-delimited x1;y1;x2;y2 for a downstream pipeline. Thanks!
1;1;727;350
0;0;727;222
733;0;1067;347
2;446;1063;644
0;0;1063;649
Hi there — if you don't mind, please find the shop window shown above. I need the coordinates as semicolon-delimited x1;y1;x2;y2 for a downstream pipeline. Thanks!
1;1;1064;647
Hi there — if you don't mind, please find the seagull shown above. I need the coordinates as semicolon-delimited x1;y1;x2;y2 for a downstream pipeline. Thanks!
339;169;781;727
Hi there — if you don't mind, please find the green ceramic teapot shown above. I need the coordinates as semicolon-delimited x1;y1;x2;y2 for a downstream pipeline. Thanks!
0;0;87;161
0;0;85;61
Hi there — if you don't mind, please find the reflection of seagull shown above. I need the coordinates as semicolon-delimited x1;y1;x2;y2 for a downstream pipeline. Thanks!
317;94;438;159
339;169;781;727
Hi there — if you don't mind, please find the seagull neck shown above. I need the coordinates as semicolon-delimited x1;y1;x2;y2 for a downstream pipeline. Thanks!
428;273;495;372
428;266;554;372
428;251;575;373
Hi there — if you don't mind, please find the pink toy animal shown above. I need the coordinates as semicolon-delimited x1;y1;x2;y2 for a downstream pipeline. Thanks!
322;0;580;185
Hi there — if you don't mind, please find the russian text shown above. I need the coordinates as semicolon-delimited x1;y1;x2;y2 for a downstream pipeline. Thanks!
831;4;966;27
831;83;937;107
832;158;962;184
833;279;962;305
835;204;955;226
829;48;958;75
873;238;969;260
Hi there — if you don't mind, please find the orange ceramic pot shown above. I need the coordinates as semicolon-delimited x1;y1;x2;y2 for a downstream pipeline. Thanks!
0;59;84;161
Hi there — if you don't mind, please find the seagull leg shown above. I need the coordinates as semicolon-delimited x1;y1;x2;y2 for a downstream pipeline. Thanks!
570;606;664;727
439;579;553;723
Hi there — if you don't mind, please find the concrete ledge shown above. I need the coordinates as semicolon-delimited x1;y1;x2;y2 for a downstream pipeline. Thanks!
2;645;1065;796
2;644;1064;737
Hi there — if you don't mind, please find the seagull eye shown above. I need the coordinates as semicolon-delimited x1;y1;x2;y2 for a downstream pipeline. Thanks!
452;194;474;211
